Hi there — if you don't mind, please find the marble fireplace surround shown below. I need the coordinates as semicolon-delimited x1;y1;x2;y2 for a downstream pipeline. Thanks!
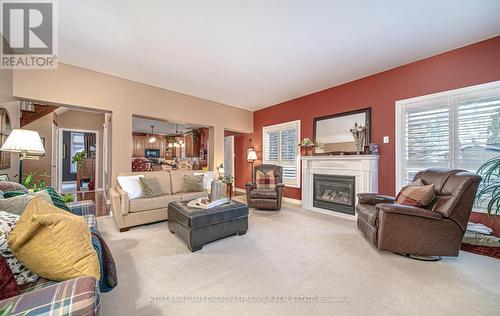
301;155;379;220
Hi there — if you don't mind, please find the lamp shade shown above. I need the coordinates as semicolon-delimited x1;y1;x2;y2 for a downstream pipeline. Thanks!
247;150;257;161
0;129;45;155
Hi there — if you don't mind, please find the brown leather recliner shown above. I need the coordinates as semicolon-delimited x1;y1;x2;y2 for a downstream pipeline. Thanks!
245;164;284;210
356;168;482;257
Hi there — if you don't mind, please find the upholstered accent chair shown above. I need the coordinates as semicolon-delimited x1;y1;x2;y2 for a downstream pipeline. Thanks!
245;164;284;210
356;168;481;259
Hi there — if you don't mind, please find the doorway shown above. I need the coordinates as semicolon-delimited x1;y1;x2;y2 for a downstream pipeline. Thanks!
59;128;99;193
224;135;235;186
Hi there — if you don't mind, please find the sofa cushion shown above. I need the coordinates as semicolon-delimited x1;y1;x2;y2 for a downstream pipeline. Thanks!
0;190;53;215
149;172;172;195
129;194;181;213
8;197;100;282
183;174;204;192
249;189;277;199
181;191;208;202
0;181;28;194
140;177;164;198
117;175;144;199
170;170;193;194
355;203;379;227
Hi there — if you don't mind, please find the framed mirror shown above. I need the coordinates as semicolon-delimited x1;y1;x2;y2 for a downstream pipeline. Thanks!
0;108;12;169
313;108;371;155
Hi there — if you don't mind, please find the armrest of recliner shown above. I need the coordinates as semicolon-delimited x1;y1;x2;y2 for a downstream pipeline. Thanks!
376;203;442;220
357;193;395;205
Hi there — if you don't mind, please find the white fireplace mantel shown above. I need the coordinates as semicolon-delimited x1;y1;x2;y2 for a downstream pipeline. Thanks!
301;155;379;220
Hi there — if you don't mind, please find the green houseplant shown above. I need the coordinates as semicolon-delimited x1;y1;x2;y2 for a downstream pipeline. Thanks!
72;151;87;170
23;170;50;192
476;156;500;216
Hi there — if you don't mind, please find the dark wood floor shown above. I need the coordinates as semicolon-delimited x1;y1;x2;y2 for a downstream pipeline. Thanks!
75;191;109;217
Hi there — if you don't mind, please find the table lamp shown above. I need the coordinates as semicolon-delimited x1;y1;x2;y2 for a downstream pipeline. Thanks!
0;129;45;183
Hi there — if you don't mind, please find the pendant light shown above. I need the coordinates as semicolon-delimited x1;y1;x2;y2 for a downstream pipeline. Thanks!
148;126;156;143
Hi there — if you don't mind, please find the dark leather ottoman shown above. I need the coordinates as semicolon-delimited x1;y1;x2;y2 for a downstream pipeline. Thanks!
168;200;249;252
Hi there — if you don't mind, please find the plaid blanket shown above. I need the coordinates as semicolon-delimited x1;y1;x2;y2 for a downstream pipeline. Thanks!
0;276;99;316
67;200;97;216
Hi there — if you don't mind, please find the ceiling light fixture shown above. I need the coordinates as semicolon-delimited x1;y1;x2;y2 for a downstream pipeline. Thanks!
148;126;156;143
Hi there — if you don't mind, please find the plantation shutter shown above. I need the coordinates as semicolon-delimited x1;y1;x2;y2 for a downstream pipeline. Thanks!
398;83;500;190
263;121;300;186
402;99;450;183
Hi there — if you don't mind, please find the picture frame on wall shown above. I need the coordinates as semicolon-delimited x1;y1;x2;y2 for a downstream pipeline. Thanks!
0;174;10;182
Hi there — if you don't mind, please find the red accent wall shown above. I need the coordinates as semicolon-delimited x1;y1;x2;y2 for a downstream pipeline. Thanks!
240;36;500;234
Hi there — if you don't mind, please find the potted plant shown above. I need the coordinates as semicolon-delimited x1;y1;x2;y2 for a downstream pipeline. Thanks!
61;192;75;203
23;170;50;192
476;156;500;215
223;175;234;199
72;151;87;170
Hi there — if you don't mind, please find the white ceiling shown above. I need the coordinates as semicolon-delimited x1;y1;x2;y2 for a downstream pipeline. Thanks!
132;117;205;135
59;1;500;111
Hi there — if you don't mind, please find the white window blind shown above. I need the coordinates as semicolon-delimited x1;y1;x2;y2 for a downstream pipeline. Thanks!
263;120;300;187
397;82;500;191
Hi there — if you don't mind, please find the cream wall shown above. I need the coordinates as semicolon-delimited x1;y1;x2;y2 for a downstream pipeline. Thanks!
12;63;253;185
23;112;55;186
0;68;20;181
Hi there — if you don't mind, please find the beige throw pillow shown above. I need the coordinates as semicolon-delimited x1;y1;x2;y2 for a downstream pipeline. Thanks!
0;190;53;215
140;177;164;198
183;174;204;192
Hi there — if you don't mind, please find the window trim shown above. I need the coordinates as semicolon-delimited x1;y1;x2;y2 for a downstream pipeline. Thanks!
262;120;301;188
395;80;500;193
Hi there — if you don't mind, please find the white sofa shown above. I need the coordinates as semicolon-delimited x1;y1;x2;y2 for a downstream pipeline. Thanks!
109;170;211;231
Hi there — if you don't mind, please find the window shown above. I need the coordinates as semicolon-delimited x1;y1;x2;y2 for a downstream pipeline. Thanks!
70;132;85;173
263;120;300;187
396;81;500;191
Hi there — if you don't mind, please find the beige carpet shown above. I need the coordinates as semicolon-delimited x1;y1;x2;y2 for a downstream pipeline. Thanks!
98;199;500;315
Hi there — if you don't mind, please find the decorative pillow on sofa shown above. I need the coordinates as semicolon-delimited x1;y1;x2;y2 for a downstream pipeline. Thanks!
0;190;53;215
0;255;20;300
117;175;144;199
256;170;276;189
8;197;100;282
140;177;164;198
176;159;194;171
43;187;71;211
0;181;28;194
0;211;39;285
395;179;435;207
183;174;204;192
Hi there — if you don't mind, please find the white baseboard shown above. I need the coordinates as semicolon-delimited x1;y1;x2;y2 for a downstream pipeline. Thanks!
235;187;302;205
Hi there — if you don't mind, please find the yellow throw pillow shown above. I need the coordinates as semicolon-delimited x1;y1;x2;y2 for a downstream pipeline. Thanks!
7;196;100;281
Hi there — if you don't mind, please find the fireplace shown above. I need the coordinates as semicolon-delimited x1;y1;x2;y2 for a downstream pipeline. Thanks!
313;174;356;215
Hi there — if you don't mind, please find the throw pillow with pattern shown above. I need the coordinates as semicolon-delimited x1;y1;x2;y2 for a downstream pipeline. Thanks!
0;211;39;285
395;179;435;207
0;182;28;194
256;170;276;189
140;177;164;198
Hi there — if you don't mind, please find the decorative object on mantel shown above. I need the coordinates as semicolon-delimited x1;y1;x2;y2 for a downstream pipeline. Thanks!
348;122;368;154
297;137;322;156
369;143;379;155
313;107;371;155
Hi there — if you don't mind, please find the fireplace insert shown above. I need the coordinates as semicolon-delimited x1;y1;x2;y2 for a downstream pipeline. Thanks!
313;174;356;215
